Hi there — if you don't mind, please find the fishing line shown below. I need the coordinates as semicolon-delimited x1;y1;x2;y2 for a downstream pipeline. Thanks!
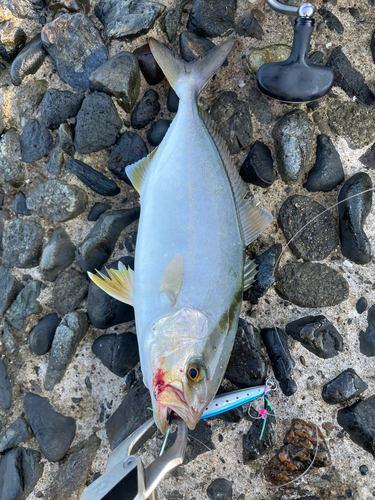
159;410;175;456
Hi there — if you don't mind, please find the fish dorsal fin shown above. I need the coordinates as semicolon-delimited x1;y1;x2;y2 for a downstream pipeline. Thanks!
199;108;273;246
88;261;135;306
159;253;184;305
125;147;158;194
244;257;257;291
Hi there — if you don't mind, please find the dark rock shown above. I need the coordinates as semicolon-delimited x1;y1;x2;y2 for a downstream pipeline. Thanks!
243;244;281;303
304;134;344;192
10;34;46;86
359;305;375;357
7;0;45;19
87;257;135;329
162;0;189;43
109;131;148;183
106;381;151;450
66;159;120;197
77;208;140;273
187;0;237;38
179;31;215;62
356;297;368;314
26;180;87;222
240;140;274;188
5;79;48;129
167;86;179;112
95;0;165;40
30;313;60;356
0;130;25;187
210;91;252;155
0;358;12;410
326;47;374;106
88;202;111;222
272;110;314;184
40;88;84;130
322;369;368;404
235;13;263;39
0;417;32;453
359;465;369;476
359;142;375;169
40;226;75;282
131;89;160;130
260;327;296;396
206;478;233;500
147;119;171;146
47;141;65;176
318;9;344;34
58;123;74;156
0;22;26;63
337;395;375;457
89;52;140;112
24;392;76;462
184;420;215;463
133;43;164;86
3;220;44;268
248;86;272;124
309;50;324;65
286;315;343;359
51;269;89;316
41;13;108;92
92;332;139;377
14;192;31;216
44;311;88;391
338;172;373;264
278;195;339;261
243;403;275;462
3;320;17;354
20;119;53;163
306;100;319;111
46;0;90;14
0;265;24;316
275;262;349;308
9;280;43;330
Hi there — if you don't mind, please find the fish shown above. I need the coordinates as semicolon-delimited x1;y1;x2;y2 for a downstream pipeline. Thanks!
88;38;272;433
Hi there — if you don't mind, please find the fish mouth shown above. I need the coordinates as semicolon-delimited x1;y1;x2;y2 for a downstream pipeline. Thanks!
153;383;199;433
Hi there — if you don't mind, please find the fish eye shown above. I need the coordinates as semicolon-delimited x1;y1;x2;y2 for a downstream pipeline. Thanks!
187;360;204;382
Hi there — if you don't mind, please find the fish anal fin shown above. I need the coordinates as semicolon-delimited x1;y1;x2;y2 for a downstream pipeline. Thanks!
125;147;158;194
88;263;135;306
244;257;257;291
159;253;184;305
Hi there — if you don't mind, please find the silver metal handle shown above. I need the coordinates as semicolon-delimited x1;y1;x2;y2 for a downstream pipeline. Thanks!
266;0;315;18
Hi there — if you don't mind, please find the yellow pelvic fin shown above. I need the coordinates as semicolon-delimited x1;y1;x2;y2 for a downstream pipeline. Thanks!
243;257;257;291
88;262;135;306
159;253;184;305
125;147;158;194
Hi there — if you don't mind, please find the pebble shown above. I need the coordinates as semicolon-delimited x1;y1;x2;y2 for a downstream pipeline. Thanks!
87;257;135;329
243;405;275;462
338;172;373;264
286;315;344;359
5;79;48;129
260;327;297;396
0;129;25;187
337;395;375;457
206;478;233;500
210;91;252;155
24;392;76;462
58;123;74;156
275;262;349;308
10;33;46;86
356;297;368;314
131;89;160;130
322;368;368;404
92;332;139;377
167;86;179;112
89;52;140;112
240;140;274;188
2;219;44;268
47;141;65;176
133;43;164;85
40;88;84;130
41;13;108;92
109;131;148;183
246;44;291;74
359;142;375;170
318;8;344;34
66;159;120;197
147;119;171;146
95;0;165;40
179;31;214;61
272;110;314;184
0;22;26;63
162;0;189;43
20;119;53;163
51;269;89;316
29;313;61;356
3;320;17;354
26;180;88;223
187;0;237;38
243;244;281;304
248;87;272;124
235;13;263;39
326;47;375;106
0;417;32;453
88;202;111;222
14;191;31;216
278;195;339;261
0;358;12;410
359;305;375;357
304;134;344;192
9;280;43;330
0;265;24;315
7;0;45;19
44;310;88;391
40;227;75;282
75;92;122;154
359;465;369;476
309;50;324;65
46;0;90;14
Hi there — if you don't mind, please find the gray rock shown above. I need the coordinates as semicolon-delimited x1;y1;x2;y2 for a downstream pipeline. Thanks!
187;0;237;38
131;88;160;129
47;141;65;176
0;129;25;187
89;52;140;112
20;119;53;163
0;21;26;63
359;142;375;170
2;219;44;268
272;110;314;184
10;33;46;86
318;8;344;34
41;13;108;92
95;0;165;40
243;406;275;462
44;311;88;391
14;191;31;216
29;314;61;356
26;180;87;222
248;86;272;124
162;0;189;43
5;79;48;129
322;369;368;404
0;265;24;316
7;0;45;19
58;123;74;156
108;131;148;183
243;244;281;304
236;13;263;39
46;0;90;14
359;305;375;357
206;478;233;500
3;320;17;354
0;417;32;453
179;31;215;62
0;358;12;410
8;280;43;330
52;269;89;316
356;297;368;315
40;88;84;130
88;202;111;222
40;226;75;282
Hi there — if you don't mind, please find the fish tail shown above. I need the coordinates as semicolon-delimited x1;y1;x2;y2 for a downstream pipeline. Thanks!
149;37;235;99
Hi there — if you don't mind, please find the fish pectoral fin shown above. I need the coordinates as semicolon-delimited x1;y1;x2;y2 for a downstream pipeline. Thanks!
244;257;257;291
159;253;184;305
125;147;158;194
88;262;135;306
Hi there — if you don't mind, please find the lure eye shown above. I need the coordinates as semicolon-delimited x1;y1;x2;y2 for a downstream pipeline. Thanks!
187;361;203;382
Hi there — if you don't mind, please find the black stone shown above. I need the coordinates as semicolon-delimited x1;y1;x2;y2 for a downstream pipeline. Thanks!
356;297;368;314
359;465;369;476
187;0;237;38
338;172;373;265
240;140;274;188
306;100;319;111
23;392;76;462
29;314;61;356
278;195;339;261
59;123;74;156
162;0;189;43
0;358;12;410
248;87;272;124
46;0;90;13
92;332;139;377
3;219;44;268
66;159;120;197
0;129;25;188
133;43;164;85
88;202;111;222
10;33;46;86
243;404;275;462
359;142;375;170
322;369;368;404
206;478;233;500
20;119;53;163
9;280;43;330
359;305;375;357
167;86;179;112
131;89;160;130
179;31;215;62
0;417;32;453
147;119;171;146
0;265;24;316
309;51;324;65
337;395;375;457
304;134;344;192
87;257;135;329
210;91;252;155
318;9;344;34
40;88;84;130
0;23;26;63
40;226;75;282
7;0;45;20
52;269;89;316
235;14;263;40
14;192;31;216
260;327;297;396
109;131;148;184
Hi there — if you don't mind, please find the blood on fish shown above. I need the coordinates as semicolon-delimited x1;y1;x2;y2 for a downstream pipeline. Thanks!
153;368;166;397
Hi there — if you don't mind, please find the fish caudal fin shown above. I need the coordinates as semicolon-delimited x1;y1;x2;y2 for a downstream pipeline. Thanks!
149;37;235;99
88;262;135;306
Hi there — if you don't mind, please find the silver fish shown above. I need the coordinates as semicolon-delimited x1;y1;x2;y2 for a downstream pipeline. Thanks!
89;38;272;433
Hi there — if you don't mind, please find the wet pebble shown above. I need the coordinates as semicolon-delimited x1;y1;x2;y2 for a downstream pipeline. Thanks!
322;369;368;404
14;191;30;216
92;332;139;377
0;417;32;453
147;119;171;146
318;8;344;34
187;0;237;38
109;131;148;183
131;89;160;129
0;129;25;187
235;13;263;39
356;297;368;314
167;86;179;112
179;31;214;61
243;243;281;303
162;0;189;43
206;478;233;500
0;265;24;315
66;159;120;197
10;33;46;86
29;313;61;356
0;358;12;410
248;87;272;124
40;226;75;282
3;219;44;268
40;88;84;130
359;305;375;357
133;43;164;85
52;269;89;316
20;119;53;163
243;404;275;463
9;280;43;330
240;140;274;188
88;202;111;222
